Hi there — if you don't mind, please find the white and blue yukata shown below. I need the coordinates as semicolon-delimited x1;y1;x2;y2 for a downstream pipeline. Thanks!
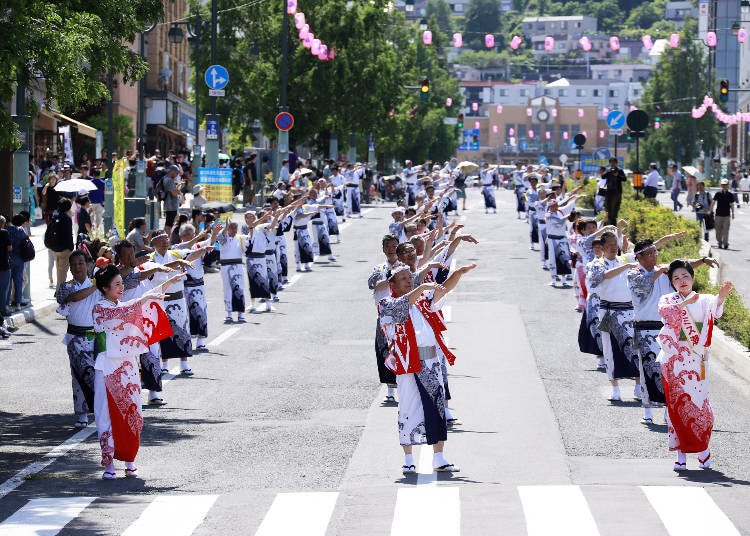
217;231;246;315
480;169;496;212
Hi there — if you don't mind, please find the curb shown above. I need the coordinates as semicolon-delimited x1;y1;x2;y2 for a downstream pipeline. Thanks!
6;300;59;330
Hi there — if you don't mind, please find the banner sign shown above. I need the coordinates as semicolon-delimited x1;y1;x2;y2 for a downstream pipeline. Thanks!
112;157;127;236
198;167;233;202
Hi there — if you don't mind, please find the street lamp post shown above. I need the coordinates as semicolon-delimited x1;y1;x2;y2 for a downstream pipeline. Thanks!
205;0;220;169
137;22;158;228
276;0;290;179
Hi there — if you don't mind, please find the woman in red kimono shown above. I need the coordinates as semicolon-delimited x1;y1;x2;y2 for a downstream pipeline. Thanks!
92;262;182;479
657;259;733;472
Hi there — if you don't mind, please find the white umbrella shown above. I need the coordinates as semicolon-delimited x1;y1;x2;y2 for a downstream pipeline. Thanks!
296;167;314;176
682;165;702;178
54;178;97;193
457;161;479;173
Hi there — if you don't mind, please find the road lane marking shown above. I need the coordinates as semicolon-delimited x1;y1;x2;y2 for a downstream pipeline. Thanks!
641;486;740;536
518;485;600;535
416;444;436;486
391;487;460;536
254;492;338;536
121;495;218;536
207;327;240;347
0;496;96;535
284;274;302;288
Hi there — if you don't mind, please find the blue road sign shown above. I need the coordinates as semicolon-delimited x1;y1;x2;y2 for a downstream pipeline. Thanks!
206;119;219;140
606;110;626;130
569;139;579;151
519;140;529;151
204;65;229;90
458;129;480;151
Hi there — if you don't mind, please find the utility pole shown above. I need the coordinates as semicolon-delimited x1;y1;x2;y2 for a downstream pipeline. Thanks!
276;0;290;178
204;0;220;169
12;76;31;300
104;72;115;233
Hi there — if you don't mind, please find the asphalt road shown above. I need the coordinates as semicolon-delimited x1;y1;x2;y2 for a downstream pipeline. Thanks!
1;191;749;535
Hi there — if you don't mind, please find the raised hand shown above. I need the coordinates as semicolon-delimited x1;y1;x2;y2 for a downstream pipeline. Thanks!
718;281;734;300
456;263;477;274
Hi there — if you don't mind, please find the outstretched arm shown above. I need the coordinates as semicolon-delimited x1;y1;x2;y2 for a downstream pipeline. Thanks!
432;263;477;302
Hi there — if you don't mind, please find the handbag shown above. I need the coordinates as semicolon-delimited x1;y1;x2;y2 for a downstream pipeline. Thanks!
20;235;36;262
597;187;607;197
703;212;715;230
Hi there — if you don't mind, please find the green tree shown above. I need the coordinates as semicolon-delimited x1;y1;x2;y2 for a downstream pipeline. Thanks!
0;0;163;149
463;0;501;51
86;114;136;155
425;0;454;34
628;23;718;169
624;0;663;29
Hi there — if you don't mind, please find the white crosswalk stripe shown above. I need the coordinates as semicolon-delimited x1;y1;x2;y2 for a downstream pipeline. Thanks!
121;495;218;536
519;485;600;535
0;485;744;535
641;486;741;536
0;497;96;536
254;492;338;536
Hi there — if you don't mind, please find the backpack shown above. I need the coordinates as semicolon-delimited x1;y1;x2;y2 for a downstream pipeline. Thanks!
20;235;35;262
44;214;63;251
152;169;168;201
126;167;137;192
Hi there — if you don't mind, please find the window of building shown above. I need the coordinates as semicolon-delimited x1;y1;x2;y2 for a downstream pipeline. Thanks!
632;89;641;96
558;89;568;97
613;69;622;78
592;89;601;97
519;89;528;97
576;89;586;97
609;89;619;97
453;3;463;12
499;88;509;97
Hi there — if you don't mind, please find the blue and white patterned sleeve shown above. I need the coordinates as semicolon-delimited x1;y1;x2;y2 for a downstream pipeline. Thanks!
368;264;386;290
55;281;76;305
627;267;652;305
588;259;607;288
378;295;410;325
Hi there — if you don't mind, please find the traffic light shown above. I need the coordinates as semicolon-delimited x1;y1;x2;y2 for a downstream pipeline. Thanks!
457;113;464;128
720;80;729;103
654;105;660;129
420;78;430;101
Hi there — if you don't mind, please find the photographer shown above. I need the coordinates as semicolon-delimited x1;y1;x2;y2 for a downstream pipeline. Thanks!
693;182;713;241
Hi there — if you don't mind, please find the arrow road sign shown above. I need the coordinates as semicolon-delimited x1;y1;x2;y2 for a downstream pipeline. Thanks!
204;65;229;90
606;110;626;130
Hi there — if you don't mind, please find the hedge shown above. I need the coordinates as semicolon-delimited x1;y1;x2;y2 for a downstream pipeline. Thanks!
573;180;750;348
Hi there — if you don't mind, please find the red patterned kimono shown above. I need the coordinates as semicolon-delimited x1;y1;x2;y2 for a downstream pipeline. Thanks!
657;292;722;453
92;297;172;466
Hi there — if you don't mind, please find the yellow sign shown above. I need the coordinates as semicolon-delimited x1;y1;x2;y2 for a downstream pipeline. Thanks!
112;157;126;237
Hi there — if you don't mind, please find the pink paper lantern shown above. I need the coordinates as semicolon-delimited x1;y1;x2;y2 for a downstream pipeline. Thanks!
577;108;584;118
551;108;558;118
423;30;432;45
303;35;313;49
294;12;305;29
544;36;554;51
509;128;515;136
311;39;321;55
485;34;495;48
510;35;522;50
642;35;653;51
319;45;328;60
526;107;532;117
445;97;452;107
492;125;499;133
602;107;609;118
599;130;605;138
609;36;620;51
706;31;717;47
474;121;480;129
669;33;680;48
472;102;479;112
328;47;336;61
452;33;463;48
579;36;592;52
298;24;309;39
496;105;503;114
630;105;637;112
654;121;661;129
563;131;569;140
545;131;551;140
738;28;748;44
286;0;297;15
528;129;535;138
582;131;588;138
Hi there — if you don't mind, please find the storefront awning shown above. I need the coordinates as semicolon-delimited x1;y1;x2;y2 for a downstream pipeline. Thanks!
42;108;98;139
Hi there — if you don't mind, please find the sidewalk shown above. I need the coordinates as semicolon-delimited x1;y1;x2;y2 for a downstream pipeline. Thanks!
6;222;60;329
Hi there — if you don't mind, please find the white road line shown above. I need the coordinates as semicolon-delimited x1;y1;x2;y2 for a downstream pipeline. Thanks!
254;492;338;536
641;486;740;536
0;496;96;535
284;273;302;288
442;305;452;323
207;327;240;347
121;495;218;536
391;487;460;536
416;444;436;486
518;485;600;536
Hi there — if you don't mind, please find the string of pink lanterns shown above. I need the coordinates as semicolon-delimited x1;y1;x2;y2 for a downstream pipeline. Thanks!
691;95;750;124
289;1;334;61
423;28;747;50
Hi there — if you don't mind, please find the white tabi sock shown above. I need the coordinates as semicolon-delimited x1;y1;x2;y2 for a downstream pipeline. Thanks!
634;384;643;398
196;338;205;347
433;451;449;468
180;360;190;371
387;386;396;398
611;386;621;399
676;450;687;464
644;407;653;421
404;454;414;467
445;406;455;420
125;461;137;470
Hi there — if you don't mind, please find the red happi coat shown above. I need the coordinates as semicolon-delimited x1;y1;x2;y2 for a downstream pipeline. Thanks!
382;294;456;375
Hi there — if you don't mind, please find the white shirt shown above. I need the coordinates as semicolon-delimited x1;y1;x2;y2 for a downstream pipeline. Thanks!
410;292;446;346
645;169;660;188
739;177;750;192
480;169;494;185
403;167;418;186
330;173;344;187
628;263;673;322
279;166;290;183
